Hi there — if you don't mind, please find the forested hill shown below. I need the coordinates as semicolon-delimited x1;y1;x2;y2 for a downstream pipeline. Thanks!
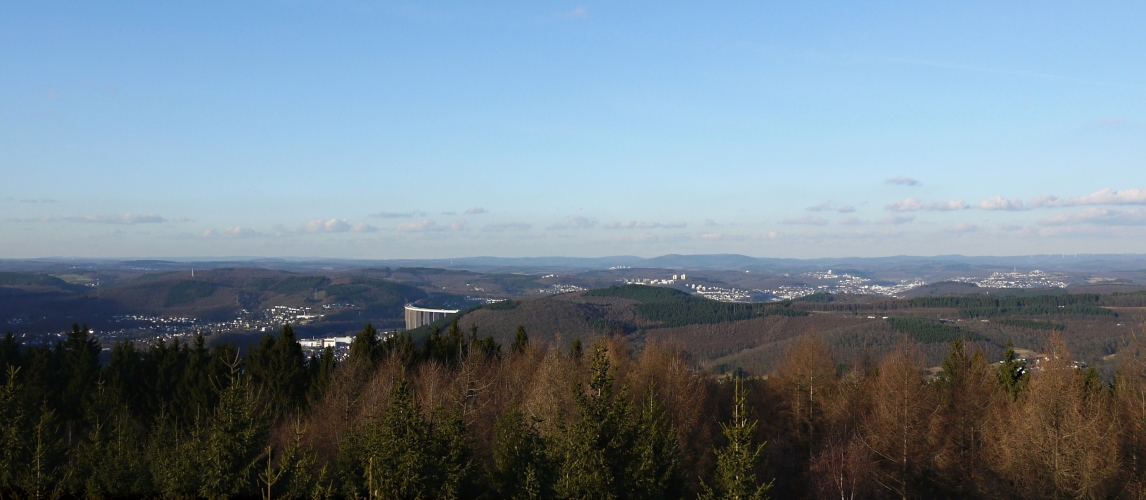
0;268;427;330
441;285;806;347
444;286;1141;379
793;290;1146;317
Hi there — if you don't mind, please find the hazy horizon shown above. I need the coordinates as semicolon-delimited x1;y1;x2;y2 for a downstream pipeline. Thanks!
5;252;1145;264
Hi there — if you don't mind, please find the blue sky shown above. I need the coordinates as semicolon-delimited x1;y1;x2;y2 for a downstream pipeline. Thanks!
2;1;1144;259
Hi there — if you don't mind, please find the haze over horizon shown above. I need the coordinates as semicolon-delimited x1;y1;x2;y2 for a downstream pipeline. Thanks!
3;2;1144;259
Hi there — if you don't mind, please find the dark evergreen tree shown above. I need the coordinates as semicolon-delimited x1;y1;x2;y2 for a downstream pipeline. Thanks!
700;377;772;500
199;354;269;498
0;366;27;493
0;333;20;384
257;418;317;500
66;382;150;496
180;334;217;417
148;410;206;496
19;343;60;421
629;386;683;499
379;330;417;365
144;336;190;423
349;323;382;368
570;338;583;359
338;374;473;499
58;323;101;423
512;324;529;354
491;408;555;499
107;340;145;416
556;340;636;499
246;324;309;415
307;346;336;402
997;341;1029;400
22;404;67;499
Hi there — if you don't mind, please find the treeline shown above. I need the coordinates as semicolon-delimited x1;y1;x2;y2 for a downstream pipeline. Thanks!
885;317;982;343
6;320;1146;498
796;291;1133;317
585;285;807;327
998;318;1065;331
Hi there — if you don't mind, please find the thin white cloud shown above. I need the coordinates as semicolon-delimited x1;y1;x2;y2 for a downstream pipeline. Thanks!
885;177;921;186
304;219;352;233
885;198;924;212
807;201;856;213
929;200;970;211
370;210;427;219
203;226;264;239
885;198;968;212
299;219;372;233
947;223;979;233
23;213;167;224
694;231;772;241
464;207;487;215
1096;118;1129;127
561;6;588;19
839;217;868;226
482;223;532;232
1031;188;1146;208
6;197;58;203
1040;208;1146;226
392;219;468;233
978;196;1025;211
547;215;598;230
397;220;445;233
605;221;687;229
879;215;914;225
781;216;829;226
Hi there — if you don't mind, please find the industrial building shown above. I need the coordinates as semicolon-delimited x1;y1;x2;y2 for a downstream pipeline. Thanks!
404;304;459;330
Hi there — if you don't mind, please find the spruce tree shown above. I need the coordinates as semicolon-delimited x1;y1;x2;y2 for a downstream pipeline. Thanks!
307;346;336;402
556;340;636;499
58;322;100;423
247;324;309;415
0;366;27;492
997;341;1028;400
68;383;150;496
629;386;684;500
512;325;529;354
257;418;317;500
339;374;473;499
700;377;772;500
181;334;216;418
144;336;191;423
199;354;269;498
148;410;206;496
570;338;583;359
107;340;145;417
0;333;20;383
491;408;555;499
349;323;381;368
22;404;67;499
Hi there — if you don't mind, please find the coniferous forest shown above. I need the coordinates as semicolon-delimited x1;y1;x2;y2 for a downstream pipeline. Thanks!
4;319;1146;498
